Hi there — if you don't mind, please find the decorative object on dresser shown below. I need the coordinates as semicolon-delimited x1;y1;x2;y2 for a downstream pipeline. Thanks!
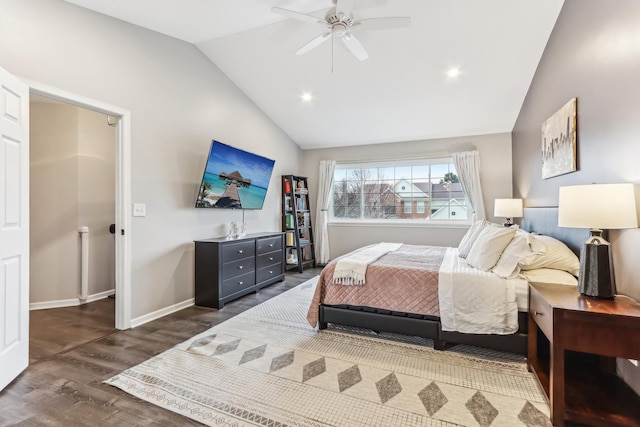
558;182;638;298
541;97;577;179
282;175;316;273
493;198;523;227
194;232;285;309
528;282;640;427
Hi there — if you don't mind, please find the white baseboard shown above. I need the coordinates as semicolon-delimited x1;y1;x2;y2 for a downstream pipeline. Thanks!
130;298;195;328
30;289;116;311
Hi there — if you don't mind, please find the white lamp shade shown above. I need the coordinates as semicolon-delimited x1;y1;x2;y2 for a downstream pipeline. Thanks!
558;183;638;229
494;198;523;218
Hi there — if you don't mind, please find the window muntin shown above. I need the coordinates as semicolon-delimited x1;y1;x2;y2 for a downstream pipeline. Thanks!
331;159;469;222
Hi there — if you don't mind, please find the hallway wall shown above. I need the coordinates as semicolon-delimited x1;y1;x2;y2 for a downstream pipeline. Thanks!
30;101;115;305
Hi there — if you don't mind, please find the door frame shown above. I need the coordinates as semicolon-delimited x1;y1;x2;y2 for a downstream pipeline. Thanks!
24;78;132;329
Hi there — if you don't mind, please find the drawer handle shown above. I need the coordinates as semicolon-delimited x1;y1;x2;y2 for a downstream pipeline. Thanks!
238;266;243;269
534;311;543;316
238;250;243;254
239;281;243;285
269;270;273;274
269;243;274;247
269;257;274;261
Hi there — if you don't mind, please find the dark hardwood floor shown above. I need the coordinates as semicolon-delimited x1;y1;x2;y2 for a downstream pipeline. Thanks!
0;269;321;426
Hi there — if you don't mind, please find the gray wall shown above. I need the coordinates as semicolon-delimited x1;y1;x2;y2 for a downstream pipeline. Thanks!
301;132;514;258
512;0;640;394
1;0;301;320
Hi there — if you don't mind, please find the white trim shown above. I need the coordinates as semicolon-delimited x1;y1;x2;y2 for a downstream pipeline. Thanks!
130;299;195;328
329;220;470;229
337;156;452;169
22;78;132;330
30;290;115;311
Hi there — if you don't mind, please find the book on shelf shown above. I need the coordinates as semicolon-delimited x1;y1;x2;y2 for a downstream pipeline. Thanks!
286;231;295;246
284;179;291;194
285;214;294;229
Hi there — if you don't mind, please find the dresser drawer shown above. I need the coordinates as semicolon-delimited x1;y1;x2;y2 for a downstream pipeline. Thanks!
256;236;282;255
222;271;256;297
257;265;282;283
222;257;255;280
529;286;553;339
256;250;283;270
222;240;255;262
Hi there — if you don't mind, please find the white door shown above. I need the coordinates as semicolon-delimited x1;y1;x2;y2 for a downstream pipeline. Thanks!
0;66;29;391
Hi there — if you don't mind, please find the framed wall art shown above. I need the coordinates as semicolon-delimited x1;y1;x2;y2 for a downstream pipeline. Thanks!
541;98;577;179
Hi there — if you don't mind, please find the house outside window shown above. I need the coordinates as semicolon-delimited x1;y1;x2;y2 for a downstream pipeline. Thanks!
331;158;470;223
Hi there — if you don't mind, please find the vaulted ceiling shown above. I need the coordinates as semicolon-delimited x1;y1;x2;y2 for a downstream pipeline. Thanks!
63;0;565;149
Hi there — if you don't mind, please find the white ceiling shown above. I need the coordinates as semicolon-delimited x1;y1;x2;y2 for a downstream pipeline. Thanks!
63;0;565;149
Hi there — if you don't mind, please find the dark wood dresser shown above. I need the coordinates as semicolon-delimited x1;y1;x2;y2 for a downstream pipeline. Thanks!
528;282;640;427
194;232;285;309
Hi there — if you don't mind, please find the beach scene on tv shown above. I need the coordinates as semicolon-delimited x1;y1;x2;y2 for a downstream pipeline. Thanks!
196;141;275;209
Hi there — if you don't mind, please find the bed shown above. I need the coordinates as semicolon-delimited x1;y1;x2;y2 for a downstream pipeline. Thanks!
307;207;587;355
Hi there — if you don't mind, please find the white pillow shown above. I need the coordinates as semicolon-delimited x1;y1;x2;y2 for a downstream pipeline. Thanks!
457;220;489;259
466;226;517;271
520;234;580;276
519;268;578;286
492;231;539;279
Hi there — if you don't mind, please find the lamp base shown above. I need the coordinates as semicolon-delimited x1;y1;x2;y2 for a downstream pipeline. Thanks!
578;229;616;299
503;218;513;227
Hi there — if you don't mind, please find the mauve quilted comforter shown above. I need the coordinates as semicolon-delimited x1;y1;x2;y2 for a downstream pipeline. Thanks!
307;244;447;327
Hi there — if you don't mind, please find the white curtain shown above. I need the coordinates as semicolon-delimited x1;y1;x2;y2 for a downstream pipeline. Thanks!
452;151;486;221
314;160;336;264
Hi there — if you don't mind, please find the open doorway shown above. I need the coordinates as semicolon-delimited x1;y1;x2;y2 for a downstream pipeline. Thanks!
28;96;117;361
26;80;132;332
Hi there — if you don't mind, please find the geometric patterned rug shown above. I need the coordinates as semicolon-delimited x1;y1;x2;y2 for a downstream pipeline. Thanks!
105;277;551;426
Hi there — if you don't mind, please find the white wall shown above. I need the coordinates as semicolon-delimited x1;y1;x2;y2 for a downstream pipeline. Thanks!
1;0;301;319
300;132;513;258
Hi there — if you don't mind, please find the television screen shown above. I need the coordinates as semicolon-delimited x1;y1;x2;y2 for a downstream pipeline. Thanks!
196;140;275;209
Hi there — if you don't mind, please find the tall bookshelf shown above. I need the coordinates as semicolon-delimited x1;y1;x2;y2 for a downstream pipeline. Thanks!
282;175;316;272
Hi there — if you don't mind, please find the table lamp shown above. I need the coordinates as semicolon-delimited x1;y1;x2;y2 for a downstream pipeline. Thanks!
494;198;523;227
558;183;638;298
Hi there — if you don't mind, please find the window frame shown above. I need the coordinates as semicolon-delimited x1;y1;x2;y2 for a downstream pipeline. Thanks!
329;157;472;226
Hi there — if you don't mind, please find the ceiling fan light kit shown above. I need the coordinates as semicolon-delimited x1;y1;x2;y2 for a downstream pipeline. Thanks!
272;0;410;63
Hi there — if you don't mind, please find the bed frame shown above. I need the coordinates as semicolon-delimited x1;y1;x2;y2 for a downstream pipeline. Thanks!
318;207;587;355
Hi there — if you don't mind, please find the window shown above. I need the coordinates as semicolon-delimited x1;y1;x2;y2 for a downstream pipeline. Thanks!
331;158;469;222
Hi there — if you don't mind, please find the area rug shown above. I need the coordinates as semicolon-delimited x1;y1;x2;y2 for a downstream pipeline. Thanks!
105;277;551;427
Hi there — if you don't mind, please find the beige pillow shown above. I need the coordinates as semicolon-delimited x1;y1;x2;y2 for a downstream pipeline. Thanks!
519;268;578;286
457;220;489;259
466;226;516;271
492;231;539;279
520;234;580;276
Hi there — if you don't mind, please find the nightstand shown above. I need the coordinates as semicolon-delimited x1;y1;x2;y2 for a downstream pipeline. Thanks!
528;282;640;427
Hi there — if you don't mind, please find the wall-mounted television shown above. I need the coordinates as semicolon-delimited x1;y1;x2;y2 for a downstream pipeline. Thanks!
196;140;275;209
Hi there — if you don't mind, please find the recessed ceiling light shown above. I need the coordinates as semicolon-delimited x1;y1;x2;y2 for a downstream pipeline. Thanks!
447;68;461;79
301;92;313;102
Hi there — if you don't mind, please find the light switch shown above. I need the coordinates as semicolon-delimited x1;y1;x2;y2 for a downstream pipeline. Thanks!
133;203;146;217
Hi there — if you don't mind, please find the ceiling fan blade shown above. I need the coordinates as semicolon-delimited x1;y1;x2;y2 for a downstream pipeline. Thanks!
353;17;411;31
336;0;356;19
341;33;369;61
271;7;326;25
295;33;331;55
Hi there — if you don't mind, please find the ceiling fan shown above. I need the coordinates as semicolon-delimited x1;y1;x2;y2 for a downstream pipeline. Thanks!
272;0;411;61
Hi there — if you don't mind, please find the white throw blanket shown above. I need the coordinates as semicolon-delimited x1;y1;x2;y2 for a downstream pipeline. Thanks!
438;247;521;334
332;242;402;285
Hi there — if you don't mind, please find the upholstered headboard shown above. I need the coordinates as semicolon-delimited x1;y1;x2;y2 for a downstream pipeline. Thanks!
521;207;588;255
